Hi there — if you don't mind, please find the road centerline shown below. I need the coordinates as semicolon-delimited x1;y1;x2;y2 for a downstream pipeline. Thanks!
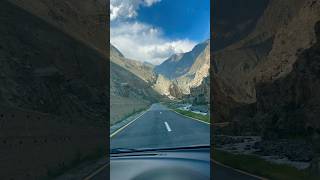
164;121;172;132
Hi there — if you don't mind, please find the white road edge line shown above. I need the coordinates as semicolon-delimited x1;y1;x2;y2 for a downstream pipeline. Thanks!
110;108;149;138
83;163;109;180
164;121;172;132
170;109;210;125
212;160;268;180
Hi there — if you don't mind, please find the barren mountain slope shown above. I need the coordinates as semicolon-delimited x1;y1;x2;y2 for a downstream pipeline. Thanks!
155;40;210;97
7;0;107;54
255;21;320;137
110;44;156;84
212;0;320;122
0;1;107;178
253;0;320;83
110;45;161;124
155;40;209;80
0;0;107;120
213;0;269;51
176;40;210;94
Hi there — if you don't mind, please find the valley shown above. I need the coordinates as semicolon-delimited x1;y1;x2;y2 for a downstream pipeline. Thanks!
110;40;210;124
212;0;320;177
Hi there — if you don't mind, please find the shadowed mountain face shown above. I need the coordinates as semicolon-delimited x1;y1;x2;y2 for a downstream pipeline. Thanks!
7;0;107;55
155;40;209;79
110;44;157;84
212;0;320;122
110;44;161;124
0;0;108;179
0;0;107;120
213;0;269;51
154;40;210;99
110;40;210;104
213;0;320;175
253;21;320;140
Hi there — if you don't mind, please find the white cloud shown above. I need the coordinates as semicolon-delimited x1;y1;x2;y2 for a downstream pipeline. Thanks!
111;22;196;64
110;0;197;64
110;0;161;21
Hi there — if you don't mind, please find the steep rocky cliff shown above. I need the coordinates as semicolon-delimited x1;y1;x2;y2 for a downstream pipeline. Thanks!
110;44;157;84
155;40;210;98
189;76;210;104
213;0;320;174
0;1;107;179
0;0;107;122
7;0;107;55
110;44;161;124
213;0;269;51
255;21;320;140
213;0;320;122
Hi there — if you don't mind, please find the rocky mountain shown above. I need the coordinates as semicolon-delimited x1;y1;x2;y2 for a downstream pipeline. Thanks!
155;40;209;79
213;0;269;51
212;0;320;175
255;21;320;139
152;74;173;98
0;0;107;179
110;44;157;84
109;39;210;104
189;76;210;105
110;44;161;124
212;0;320;122
7;0;108;55
154;40;210;98
0;0;108;122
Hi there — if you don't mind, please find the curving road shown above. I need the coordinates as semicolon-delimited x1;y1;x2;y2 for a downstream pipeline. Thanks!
111;103;210;149
88;103;262;180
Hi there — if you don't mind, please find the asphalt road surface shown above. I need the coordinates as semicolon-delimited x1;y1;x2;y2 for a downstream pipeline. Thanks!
111;103;210;149
89;103;261;180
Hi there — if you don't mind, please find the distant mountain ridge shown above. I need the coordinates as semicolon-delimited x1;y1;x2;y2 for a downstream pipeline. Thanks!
109;43;161;124
155;39;210;98
155;39;209;80
111;40;210;103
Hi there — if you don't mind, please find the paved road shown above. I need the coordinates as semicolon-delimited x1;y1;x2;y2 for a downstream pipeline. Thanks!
89;103;261;180
111;103;210;149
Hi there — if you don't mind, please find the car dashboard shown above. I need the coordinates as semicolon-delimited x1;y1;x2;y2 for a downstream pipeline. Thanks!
110;146;210;180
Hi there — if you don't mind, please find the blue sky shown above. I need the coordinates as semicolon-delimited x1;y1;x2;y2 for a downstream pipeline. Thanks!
137;0;210;42
110;0;210;64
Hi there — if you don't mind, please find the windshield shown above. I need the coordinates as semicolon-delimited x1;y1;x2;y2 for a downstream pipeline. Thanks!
110;0;210;151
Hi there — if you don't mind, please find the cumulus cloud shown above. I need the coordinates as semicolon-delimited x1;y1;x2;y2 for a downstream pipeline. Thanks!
110;0;161;21
111;22;196;64
110;0;197;64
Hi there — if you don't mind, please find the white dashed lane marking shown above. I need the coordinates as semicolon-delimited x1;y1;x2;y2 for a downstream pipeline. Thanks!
164;121;172;132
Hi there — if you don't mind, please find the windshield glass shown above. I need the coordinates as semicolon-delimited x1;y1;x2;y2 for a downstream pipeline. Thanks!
110;0;210;151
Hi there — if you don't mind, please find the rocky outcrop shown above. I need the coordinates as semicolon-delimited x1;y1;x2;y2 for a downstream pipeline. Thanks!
110;44;161;124
152;74;172;96
155;40;210;98
255;21;320;140
212;0;320;123
7;0;108;55
110;44;157;84
213;0;320;175
213;0;269;51
189;76;210;105
0;0;107;179
254;140;314;162
155;40;209;80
